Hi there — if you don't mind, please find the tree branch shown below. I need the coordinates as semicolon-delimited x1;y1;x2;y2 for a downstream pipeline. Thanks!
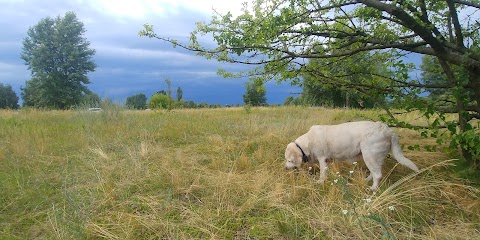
359;0;447;54
302;68;398;94
417;0;447;42
454;0;480;8
447;0;466;48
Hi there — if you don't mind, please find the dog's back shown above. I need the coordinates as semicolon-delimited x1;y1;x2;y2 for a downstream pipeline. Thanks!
308;121;388;142
305;121;392;160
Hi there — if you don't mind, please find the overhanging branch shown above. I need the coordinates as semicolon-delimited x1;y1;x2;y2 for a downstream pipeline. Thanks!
454;0;480;8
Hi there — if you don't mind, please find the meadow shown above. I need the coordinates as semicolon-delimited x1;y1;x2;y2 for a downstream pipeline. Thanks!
0;107;479;239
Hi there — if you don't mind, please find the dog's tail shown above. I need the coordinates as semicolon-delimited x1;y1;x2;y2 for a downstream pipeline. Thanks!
391;133;419;172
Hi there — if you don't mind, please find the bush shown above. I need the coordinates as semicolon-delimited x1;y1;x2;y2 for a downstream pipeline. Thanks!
149;93;173;110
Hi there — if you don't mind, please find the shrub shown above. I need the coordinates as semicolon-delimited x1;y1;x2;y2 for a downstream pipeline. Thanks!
149;93;173;110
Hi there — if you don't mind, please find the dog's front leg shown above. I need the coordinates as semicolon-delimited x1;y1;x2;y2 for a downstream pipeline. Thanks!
316;157;328;184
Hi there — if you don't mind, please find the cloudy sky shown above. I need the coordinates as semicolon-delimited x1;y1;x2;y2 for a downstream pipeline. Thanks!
0;0;300;105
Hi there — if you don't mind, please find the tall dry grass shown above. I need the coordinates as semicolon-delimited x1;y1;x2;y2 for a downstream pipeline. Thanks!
0;107;478;239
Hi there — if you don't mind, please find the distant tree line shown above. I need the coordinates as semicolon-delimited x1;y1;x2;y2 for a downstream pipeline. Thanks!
125;77;270;110
126;88;229;110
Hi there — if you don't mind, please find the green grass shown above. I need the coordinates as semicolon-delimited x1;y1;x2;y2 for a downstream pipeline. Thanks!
0;107;479;239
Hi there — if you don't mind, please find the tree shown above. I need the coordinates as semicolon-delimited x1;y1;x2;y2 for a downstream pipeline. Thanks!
141;0;480;170
176;100;197;108
164;78;172;98
419;55;466;109
176;87;183;101
21;75;43;107
301;51;388;108
21;11;96;109
243;80;267;106
80;91;101;108
156;90;167;96
198;102;208;108
185;100;197;108
421;56;451;99
126;93;147;109
283;96;295;106
0;83;19;109
149;93;173;110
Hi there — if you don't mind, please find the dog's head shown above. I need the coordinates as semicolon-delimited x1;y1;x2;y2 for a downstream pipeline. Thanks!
284;142;304;170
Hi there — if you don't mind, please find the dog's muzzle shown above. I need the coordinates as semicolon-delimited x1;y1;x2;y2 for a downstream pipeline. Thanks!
284;166;298;170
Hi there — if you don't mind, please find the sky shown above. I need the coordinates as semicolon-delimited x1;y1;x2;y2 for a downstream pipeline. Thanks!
0;0;301;106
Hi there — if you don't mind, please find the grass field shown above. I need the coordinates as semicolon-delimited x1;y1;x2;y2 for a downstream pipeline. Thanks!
1;107;479;239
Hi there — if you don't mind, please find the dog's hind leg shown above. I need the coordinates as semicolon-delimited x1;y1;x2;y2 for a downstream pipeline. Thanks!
363;161;382;190
361;135;390;190
365;173;372;182
362;150;388;191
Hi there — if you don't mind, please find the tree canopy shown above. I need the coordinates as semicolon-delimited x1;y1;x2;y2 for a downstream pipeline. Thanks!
176;87;183;102
243;80;267;106
126;93;147;109
300;50;389;108
21;11;96;109
80;91;101;108
141;0;480;170
149;92;173;110
0;83;19;109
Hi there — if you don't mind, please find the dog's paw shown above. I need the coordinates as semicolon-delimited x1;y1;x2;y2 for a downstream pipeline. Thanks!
316;178;326;184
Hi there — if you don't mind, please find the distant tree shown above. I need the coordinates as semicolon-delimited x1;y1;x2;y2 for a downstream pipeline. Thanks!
176;87;183;101
175;99;196;109
198;102;208;108
419;55;467;110
189;101;197;108
243;80;267;106
164;78;172;98
283;96;295;106
21;11;96;109
181;100;197;108
421;55;450;98
149;93;173;110
302;78;383;108
299;50;388;108
156;90;167;95
81;91;101;108
0;83;19;109
126;93;147;109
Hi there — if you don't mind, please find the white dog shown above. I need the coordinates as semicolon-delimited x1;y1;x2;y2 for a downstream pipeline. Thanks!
284;121;419;190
